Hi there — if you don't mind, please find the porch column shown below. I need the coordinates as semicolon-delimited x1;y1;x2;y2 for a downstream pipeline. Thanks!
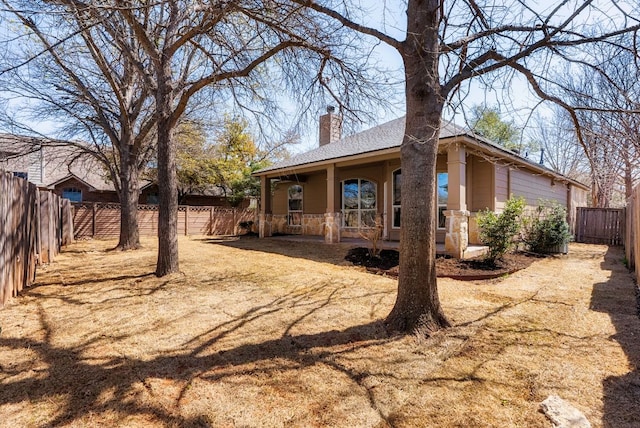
259;175;272;238
325;164;341;243
447;143;467;211
445;143;469;257
444;210;469;258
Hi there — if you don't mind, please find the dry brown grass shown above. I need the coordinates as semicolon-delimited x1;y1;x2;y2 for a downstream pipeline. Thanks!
1;237;639;427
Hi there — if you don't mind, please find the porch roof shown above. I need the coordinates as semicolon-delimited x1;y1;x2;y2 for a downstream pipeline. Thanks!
255;118;466;175
255;116;589;191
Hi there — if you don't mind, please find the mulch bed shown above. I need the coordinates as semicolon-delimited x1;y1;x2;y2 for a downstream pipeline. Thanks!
345;247;541;280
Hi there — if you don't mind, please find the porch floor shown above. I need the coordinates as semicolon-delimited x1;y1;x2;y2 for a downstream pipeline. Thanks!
267;235;488;260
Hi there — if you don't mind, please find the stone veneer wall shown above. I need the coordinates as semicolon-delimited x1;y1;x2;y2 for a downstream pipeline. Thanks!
270;214;324;236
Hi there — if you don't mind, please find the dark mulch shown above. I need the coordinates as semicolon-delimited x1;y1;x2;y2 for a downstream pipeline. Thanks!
345;247;541;280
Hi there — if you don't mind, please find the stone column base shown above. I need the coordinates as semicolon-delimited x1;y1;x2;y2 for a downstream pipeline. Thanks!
444;209;470;258
324;212;341;243
259;213;272;238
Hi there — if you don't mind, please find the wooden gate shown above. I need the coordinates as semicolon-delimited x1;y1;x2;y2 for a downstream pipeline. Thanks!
575;207;624;245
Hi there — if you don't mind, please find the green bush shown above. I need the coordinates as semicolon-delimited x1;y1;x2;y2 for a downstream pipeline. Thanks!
521;201;571;254
477;196;525;264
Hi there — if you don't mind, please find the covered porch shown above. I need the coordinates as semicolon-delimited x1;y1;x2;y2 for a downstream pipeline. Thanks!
258;142;484;259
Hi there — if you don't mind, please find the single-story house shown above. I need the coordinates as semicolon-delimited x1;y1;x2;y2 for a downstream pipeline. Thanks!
253;108;589;258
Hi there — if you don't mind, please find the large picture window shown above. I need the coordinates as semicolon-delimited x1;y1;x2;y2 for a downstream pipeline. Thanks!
392;169;401;228
437;172;448;229
342;178;376;228
288;185;303;226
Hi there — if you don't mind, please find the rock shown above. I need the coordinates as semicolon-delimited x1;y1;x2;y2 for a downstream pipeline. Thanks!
540;395;591;428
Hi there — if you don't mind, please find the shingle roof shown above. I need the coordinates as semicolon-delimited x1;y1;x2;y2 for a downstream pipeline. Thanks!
0;134;115;191
256;117;467;174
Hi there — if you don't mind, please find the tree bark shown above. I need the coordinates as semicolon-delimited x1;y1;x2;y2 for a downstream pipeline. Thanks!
155;68;179;276
385;0;450;334
116;139;141;250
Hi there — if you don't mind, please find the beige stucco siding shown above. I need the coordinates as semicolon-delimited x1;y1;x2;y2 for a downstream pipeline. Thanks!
302;172;327;214
510;169;568;208
469;156;494;211
271;182;290;215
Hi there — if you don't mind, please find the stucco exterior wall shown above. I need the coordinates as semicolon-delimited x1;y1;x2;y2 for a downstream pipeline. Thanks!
469;156;494;212
303;172;328;214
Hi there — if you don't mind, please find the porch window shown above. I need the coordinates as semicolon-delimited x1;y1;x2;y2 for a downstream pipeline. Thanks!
437;172;448;229
391;169;448;229
62;187;82;202
288;185;303;226
392;169;401;228
342;178;376;228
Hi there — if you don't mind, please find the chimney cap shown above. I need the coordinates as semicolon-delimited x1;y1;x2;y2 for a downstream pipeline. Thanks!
326;105;335;114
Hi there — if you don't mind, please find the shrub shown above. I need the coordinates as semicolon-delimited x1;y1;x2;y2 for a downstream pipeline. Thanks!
477;196;525;264
521;201;571;254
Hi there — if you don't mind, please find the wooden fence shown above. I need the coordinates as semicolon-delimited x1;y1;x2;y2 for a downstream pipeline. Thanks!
1;170;73;308
73;203;257;239
626;187;640;278
575;207;625;246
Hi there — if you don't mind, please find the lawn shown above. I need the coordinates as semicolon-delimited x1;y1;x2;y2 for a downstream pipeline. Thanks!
0;236;638;427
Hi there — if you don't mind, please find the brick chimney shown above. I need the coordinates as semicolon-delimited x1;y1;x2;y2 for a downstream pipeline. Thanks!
319;106;342;147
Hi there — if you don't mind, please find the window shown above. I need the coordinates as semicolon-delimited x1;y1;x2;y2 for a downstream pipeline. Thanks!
392;169;401;228
288;185;303;226
342;179;376;228
390;170;448;229
62;187;82;203
146;193;158;205
437;172;448;229
13;171;28;180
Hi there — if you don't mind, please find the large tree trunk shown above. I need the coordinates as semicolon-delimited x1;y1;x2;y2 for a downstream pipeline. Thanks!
116;140;141;250
155;72;179;277
385;0;450;334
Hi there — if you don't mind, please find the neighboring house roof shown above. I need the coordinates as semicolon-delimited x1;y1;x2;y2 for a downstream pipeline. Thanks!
140;181;227;197
0;133;115;191
255;116;589;190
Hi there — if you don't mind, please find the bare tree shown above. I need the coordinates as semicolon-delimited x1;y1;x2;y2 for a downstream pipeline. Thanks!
553;40;640;206
294;0;640;333
1;1;391;275
0;1;158;250
527;108;589;181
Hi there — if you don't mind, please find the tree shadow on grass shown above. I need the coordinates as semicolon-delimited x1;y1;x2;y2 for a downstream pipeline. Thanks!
194;235;358;266
0;287;396;427
589;246;640;428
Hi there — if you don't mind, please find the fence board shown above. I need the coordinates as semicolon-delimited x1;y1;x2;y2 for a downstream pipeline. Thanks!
575;207;624;246
1;170;70;308
72;203;257;239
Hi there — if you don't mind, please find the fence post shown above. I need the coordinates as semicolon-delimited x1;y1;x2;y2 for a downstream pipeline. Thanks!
209;206;214;235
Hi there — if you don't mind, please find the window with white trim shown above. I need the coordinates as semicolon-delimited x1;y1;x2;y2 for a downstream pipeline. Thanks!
342;178;376;228
288;185;303;226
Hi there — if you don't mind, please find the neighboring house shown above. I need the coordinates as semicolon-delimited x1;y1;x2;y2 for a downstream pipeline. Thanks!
139;182;250;208
0;134;118;203
253;109;589;258
0;133;251;207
